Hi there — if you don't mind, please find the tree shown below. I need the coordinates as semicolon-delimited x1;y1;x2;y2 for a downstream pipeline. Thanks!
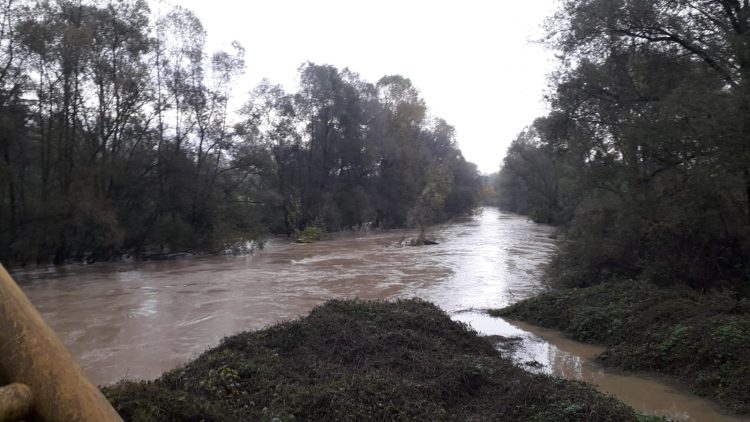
0;1;481;264
498;124;566;224
554;0;750;223
498;0;750;289
238;66;481;238
409;164;452;245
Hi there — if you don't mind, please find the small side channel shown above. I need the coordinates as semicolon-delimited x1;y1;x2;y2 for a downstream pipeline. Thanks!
452;311;750;422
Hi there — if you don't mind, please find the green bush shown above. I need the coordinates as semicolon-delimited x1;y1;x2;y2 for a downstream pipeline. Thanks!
106;299;653;421
294;226;324;243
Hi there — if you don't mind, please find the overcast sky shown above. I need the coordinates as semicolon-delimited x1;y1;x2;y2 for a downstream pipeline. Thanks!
160;0;559;174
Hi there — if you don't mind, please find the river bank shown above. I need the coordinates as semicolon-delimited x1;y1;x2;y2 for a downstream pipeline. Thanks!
104;299;657;421
490;280;750;415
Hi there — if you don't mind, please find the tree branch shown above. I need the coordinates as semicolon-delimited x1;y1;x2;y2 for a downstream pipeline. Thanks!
615;27;739;87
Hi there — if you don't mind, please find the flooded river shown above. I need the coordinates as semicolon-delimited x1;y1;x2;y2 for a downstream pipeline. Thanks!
12;208;749;421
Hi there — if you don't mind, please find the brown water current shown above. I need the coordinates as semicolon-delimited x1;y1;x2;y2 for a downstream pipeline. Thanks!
11;207;749;421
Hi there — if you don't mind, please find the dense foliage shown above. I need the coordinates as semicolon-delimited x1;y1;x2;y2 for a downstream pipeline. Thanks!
498;0;750;290
105;299;654;421
0;0;480;265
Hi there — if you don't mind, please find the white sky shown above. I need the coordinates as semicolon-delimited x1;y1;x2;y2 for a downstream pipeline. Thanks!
160;0;559;174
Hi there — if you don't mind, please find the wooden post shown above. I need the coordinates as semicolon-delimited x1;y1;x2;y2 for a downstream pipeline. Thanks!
0;264;123;422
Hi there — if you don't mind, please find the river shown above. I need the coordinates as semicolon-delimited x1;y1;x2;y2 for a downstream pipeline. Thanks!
11;207;748;421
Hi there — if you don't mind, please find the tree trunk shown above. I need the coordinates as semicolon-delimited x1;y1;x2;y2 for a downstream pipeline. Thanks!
2;138;17;245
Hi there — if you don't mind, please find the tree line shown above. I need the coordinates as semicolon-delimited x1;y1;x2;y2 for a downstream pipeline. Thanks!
0;0;481;266
497;0;750;291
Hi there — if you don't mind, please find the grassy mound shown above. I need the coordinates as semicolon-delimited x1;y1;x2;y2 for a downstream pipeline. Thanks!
104;299;655;421
491;280;750;414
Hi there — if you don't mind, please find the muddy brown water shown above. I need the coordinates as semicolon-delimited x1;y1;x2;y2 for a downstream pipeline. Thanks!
11;208;749;421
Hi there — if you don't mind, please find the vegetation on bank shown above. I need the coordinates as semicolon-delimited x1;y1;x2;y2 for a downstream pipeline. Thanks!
0;1;481;266
294;226;325;244
491;280;750;414
104;299;657;421
490;1;750;415
495;0;750;292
